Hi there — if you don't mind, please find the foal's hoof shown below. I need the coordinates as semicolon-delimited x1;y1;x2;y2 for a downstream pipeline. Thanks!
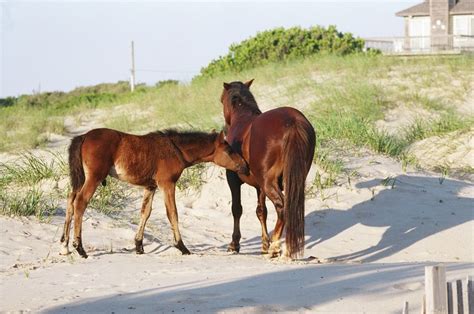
135;240;145;255
59;245;70;256
73;243;88;258
75;248;88;259
227;242;240;253
175;240;191;255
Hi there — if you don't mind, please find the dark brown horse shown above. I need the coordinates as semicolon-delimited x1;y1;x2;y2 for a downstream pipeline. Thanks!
221;80;316;259
60;128;249;258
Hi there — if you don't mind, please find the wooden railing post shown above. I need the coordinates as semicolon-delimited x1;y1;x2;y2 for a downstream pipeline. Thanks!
425;265;448;314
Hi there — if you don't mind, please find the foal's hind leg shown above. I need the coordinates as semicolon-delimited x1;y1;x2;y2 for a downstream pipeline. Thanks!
73;178;101;258
60;192;76;255
162;182;190;255
226;170;243;253
256;188;270;254
134;187;156;254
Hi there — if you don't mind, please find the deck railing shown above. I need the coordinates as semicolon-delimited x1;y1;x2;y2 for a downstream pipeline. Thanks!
364;35;474;54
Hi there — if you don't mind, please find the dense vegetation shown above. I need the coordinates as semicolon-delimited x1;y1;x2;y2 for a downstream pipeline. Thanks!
198;26;367;78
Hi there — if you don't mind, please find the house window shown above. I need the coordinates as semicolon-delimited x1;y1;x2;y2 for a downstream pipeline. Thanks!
409;17;431;50
453;15;474;48
453;15;474;35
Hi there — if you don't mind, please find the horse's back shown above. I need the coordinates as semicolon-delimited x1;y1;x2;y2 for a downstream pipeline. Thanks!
248;107;315;182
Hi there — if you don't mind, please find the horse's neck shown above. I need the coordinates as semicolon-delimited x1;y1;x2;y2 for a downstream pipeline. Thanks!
226;111;257;142
230;110;258;126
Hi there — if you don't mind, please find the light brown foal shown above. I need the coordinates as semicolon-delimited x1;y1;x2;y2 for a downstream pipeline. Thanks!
60;128;248;258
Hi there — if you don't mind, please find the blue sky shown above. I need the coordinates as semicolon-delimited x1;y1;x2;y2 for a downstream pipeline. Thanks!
0;1;419;97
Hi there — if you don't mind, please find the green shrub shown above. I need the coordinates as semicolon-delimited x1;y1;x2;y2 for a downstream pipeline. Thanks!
198;25;365;78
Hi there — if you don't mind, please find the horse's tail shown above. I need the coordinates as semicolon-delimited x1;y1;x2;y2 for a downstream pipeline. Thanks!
68;135;86;192
282;118;316;259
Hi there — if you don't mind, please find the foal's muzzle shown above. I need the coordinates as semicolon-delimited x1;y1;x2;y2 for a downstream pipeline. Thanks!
238;164;250;176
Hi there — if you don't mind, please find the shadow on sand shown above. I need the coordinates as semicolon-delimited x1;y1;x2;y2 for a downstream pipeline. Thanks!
44;175;472;313
303;175;473;262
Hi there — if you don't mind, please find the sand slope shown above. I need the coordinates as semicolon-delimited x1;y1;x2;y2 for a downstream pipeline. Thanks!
1;159;473;313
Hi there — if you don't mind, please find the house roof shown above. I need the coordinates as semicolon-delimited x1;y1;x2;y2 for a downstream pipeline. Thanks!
450;0;474;15
396;1;430;17
396;0;474;17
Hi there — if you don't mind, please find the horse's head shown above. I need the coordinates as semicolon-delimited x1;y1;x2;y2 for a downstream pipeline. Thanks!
220;79;257;125
212;131;249;175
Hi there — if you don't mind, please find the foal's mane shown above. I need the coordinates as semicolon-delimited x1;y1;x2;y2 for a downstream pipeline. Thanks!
148;129;217;146
225;82;262;115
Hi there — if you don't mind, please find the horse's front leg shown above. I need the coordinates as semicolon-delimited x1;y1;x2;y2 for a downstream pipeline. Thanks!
255;188;270;254
134;187;156;254
226;170;243;253
162;181;190;255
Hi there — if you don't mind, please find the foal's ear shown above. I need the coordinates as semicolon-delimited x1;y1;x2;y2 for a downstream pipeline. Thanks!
223;82;231;90
244;79;254;88
217;130;226;143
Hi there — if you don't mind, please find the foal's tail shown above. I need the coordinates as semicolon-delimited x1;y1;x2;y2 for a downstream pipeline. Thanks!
282;118;316;259
68;135;85;192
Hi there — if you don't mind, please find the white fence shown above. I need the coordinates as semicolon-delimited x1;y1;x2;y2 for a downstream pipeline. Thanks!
402;265;474;314
364;35;474;54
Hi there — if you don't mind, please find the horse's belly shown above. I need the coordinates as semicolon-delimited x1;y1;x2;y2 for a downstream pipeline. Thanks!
109;165;145;185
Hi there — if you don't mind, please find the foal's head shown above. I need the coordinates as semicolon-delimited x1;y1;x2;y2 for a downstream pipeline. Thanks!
213;131;249;175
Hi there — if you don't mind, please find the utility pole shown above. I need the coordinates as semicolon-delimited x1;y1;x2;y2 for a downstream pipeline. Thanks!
130;41;135;92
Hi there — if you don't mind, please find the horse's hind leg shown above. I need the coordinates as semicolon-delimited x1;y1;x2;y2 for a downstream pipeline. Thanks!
162;182;190;255
60;192;76;255
255;188;270;254
226;170;243;253
134;187;156;254
72;178;101;258
263;180;285;258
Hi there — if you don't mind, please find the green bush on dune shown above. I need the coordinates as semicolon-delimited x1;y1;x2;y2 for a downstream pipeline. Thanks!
198;25;367;78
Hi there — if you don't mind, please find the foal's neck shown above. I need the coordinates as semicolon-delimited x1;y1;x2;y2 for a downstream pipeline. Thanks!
171;136;215;166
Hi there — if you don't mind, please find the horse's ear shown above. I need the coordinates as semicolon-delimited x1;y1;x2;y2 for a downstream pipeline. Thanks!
217;130;226;143
211;128;216;133
244;79;254;88
223;82;231;90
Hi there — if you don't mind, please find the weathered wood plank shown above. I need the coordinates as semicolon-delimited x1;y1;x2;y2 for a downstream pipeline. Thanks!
448;281;453;314
425;265;448;314
403;300;409;314
467;276;473;314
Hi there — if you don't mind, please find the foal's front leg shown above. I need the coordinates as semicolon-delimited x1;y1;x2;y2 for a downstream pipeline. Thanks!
134;187;156;254
226;170;243;253
162;182;190;255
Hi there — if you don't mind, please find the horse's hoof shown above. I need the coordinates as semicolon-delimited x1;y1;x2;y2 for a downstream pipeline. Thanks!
268;242;281;258
227;243;240;253
181;250;191;255
136;249;145;255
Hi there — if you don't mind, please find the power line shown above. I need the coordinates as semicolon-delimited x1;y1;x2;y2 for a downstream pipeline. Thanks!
135;68;199;74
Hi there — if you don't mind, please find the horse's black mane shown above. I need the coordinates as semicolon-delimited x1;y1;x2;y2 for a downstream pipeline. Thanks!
226;82;262;115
